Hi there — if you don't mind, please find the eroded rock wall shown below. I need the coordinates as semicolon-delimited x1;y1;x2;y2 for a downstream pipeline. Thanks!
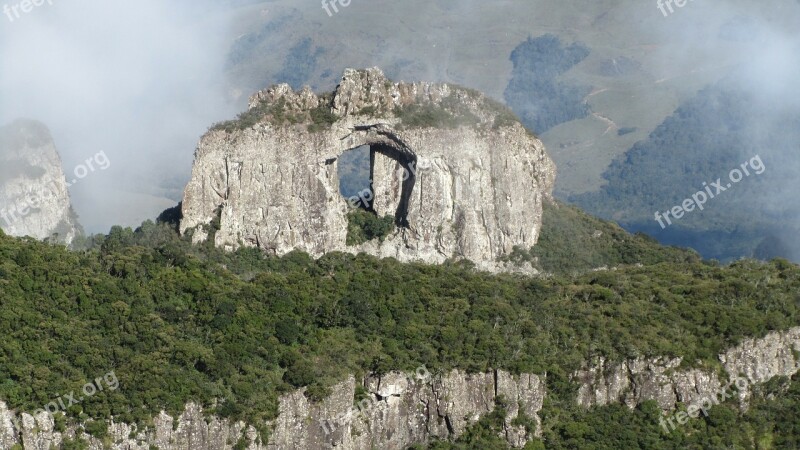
0;369;544;450
3;328;798;449
574;327;800;410
180;68;556;272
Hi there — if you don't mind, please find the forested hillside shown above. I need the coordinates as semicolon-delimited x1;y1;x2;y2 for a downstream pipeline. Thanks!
573;73;800;262
504;35;591;134
1;206;799;447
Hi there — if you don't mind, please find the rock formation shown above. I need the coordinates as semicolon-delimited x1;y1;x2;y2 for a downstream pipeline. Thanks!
0;119;81;244
574;327;800;410
2;328;798;449
180;68;556;272
0;369;545;450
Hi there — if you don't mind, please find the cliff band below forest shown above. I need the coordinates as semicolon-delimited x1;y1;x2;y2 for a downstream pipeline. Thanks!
1;327;798;449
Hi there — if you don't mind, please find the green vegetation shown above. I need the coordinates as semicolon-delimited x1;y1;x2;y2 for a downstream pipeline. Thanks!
60;438;89;450
345;209;395;245
211;97;296;132
307;104;337;133
210;95;338;134
504;35;591;134
394;103;477;129
572;75;800;261
0;216;798;437
501;200;699;274
1;200;799;445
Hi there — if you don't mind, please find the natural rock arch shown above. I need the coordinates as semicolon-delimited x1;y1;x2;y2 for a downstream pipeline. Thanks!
180;68;556;273
334;127;417;227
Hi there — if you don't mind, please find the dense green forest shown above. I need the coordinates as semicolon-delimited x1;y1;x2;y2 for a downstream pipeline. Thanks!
504;34;591;134
572;74;800;262
1;202;799;447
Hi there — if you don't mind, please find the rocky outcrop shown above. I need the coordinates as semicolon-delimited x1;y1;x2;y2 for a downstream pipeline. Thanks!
720;327;800;385
0;401;260;450
0;369;544;450
270;369;543;449
574;327;800;410
574;356;724;411
3;329;798;449
180;68;555;272
0;120;81;244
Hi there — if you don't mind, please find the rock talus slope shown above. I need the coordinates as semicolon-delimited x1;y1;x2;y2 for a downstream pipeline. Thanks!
180;68;556;272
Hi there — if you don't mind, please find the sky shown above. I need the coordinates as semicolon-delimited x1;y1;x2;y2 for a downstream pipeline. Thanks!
0;0;239;232
1;0;798;237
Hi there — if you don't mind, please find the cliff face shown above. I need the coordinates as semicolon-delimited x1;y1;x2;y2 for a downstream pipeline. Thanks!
574;327;800;410
0;369;544;450
1;328;798;449
0;120;81;244
269;370;544;449
180;68;556;272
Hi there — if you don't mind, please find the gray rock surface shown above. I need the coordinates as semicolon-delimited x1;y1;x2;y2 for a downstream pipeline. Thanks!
269;369;543;449
0;120;81;244
180;68;556;272
2;329;797;449
575;327;800;410
0;369;543;450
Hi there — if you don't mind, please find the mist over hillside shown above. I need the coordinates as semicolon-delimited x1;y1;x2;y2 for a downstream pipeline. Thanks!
2;0;799;263
4;1;800;448
218;0;800;262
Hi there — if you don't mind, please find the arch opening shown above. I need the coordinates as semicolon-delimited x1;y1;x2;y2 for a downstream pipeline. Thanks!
337;143;416;228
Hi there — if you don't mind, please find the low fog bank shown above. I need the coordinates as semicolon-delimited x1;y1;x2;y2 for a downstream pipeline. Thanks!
0;0;242;232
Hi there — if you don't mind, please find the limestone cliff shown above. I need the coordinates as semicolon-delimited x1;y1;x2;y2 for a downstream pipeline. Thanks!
0;120;81;244
180;68;556;272
574;327;800;410
2;328;798;449
0;369;544;450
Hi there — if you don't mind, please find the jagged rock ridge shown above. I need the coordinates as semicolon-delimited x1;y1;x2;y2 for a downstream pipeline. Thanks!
0;119;81;244
180;68;556;272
